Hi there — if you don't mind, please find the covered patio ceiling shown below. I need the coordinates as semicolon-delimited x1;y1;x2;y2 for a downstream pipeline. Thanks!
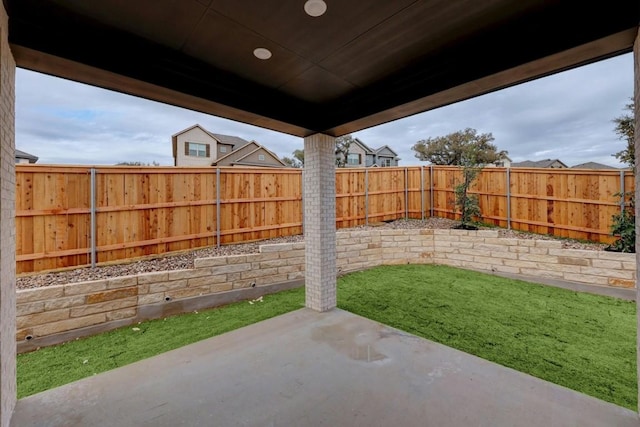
7;0;639;137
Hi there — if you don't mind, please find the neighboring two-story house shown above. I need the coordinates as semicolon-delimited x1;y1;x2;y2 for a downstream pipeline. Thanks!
171;124;287;168
343;138;400;167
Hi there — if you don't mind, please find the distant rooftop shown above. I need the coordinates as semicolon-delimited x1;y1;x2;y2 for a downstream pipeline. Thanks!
570;161;618;170
511;159;567;168
209;133;251;149
15;149;38;163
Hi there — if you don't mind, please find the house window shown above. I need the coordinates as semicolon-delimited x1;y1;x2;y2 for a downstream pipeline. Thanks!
381;158;391;167
220;146;227;153
187;142;208;157
347;153;360;165
258;154;265;161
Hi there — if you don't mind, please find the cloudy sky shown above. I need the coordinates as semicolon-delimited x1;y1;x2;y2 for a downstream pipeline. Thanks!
16;51;633;168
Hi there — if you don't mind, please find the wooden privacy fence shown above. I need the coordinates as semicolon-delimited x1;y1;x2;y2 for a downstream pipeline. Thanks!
430;167;633;243
16;166;303;274
16;165;633;274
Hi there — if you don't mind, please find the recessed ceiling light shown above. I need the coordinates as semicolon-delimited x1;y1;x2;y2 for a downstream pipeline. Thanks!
304;0;327;17
253;48;272;60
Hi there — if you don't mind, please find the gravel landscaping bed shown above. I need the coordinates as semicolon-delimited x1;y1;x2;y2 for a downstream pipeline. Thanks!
17;218;608;290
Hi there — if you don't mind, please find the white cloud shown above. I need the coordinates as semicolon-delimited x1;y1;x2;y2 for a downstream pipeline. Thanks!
17;52;633;168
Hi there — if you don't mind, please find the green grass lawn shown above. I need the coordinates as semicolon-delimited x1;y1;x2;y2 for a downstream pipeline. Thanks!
17;289;305;398
337;265;637;410
18;264;637;410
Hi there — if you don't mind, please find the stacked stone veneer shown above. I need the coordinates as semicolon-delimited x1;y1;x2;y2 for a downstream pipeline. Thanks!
430;230;635;288
16;242;308;345
16;229;635;349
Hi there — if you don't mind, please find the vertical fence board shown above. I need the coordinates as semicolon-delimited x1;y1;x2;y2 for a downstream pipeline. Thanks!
406;167;423;219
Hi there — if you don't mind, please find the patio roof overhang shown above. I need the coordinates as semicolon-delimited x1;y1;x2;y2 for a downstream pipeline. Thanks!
6;0;639;137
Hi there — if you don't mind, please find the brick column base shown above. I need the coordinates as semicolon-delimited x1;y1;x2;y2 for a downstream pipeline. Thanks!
304;134;336;312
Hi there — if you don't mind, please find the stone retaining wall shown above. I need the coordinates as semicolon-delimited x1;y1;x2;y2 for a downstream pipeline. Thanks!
431;230;636;288
16;229;635;351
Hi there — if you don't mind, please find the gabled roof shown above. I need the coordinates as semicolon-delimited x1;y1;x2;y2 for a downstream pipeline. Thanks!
571;161;618;170
171;124;252;159
351;138;375;154
348;139;400;159
15;149;38;163
171;124;210;159
510;160;537;167
211;141;286;167
375;145;399;158
210;140;260;165
511;159;568;168
171;123;206;139
231;146;287;167
209;133;252;149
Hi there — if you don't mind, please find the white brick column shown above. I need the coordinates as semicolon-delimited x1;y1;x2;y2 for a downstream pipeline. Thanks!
635;26;640;415
0;2;15;425
304;133;336;312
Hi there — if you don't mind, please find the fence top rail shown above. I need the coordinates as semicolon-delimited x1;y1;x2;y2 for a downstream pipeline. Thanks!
16;165;304;174
16;165;94;173
335;166;422;171
218;166;302;174
16;165;217;173
427;165;631;173
16;164;633;177
506;167;632;176
16;165;427;174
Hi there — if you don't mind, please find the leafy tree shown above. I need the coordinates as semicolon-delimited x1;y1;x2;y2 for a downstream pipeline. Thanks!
281;157;301;168
288;135;355;168
607;100;636;252
281;149;304;168
412;128;507;166
612;101;635;169
335;134;355;167
412;128;504;228
292;149;304;165
116;161;159;166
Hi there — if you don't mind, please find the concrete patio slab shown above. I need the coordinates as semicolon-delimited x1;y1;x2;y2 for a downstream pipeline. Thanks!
11;308;639;427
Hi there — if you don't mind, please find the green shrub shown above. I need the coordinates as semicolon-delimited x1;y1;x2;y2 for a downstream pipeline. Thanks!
607;191;635;253
454;165;481;229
